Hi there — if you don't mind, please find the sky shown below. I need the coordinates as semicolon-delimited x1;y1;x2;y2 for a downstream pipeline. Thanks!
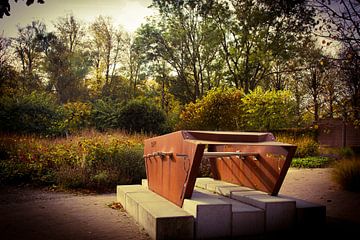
0;0;156;37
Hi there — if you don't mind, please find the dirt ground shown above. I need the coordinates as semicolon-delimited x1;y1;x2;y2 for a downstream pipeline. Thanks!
0;168;359;240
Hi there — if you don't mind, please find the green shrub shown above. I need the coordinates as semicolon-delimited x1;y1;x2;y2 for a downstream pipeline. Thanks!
61;101;92;134
333;158;360;192
242;87;297;131
276;135;319;158
177;87;244;130
0;92;64;135
91;99;123;131
119;99;166;134
338;147;355;159
291;156;332;168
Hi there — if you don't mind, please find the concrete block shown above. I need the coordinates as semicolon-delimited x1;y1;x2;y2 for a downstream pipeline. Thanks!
138;201;194;240
213;185;254;197
192;188;265;236
194;177;215;189
142;179;148;188
231;192;296;232
205;181;238;193
223;197;265;236
279;195;326;228
183;191;232;239
116;185;147;208
126;191;168;222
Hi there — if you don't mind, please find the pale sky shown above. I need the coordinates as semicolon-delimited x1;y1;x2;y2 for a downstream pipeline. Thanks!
0;0;155;37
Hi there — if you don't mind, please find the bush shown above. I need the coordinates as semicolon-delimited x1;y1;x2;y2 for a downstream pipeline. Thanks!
91;99;123;131
291;156;333;168
333;158;360;192
0;131;147;191
0;92;63;135
177;87;244;130
119;99;166;134
61;101;92;134
276;135;319;158
242;87;297;131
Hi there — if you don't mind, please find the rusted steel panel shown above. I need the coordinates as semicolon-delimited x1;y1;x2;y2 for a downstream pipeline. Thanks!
144;131;205;207
210;144;296;195
144;130;296;207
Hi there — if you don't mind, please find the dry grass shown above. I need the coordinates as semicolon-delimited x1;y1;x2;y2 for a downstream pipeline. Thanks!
332;157;360;192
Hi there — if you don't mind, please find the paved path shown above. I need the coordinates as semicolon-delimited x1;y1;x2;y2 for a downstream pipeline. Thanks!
1;168;360;239
0;187;150;240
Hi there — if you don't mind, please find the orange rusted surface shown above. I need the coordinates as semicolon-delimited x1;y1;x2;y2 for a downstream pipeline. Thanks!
144;131;296;207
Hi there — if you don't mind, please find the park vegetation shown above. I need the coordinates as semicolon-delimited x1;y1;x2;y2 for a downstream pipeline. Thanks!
0;0;359;191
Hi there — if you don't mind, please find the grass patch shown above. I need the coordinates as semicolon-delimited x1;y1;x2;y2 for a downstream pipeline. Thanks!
291;156;333;168
332;158;360;192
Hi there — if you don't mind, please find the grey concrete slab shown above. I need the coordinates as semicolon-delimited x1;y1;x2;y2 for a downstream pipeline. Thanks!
126;191;167;222
116;185;147;208
138;201;194;240
182;196;232;239
279;194;326;228
231;192;296;232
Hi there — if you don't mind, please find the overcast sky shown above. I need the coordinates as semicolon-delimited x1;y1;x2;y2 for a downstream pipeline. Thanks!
0;0;155;37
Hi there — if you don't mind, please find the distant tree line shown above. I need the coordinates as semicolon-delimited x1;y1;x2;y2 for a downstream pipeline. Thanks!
0;0;359;133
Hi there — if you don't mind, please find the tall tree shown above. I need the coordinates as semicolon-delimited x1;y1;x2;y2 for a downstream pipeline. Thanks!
54;14;84;53
137;1;223;102
12;20;46;91
209;0;315;93
89;16;125;96
314;0;360;122
43;36;91;103
0;34;19;95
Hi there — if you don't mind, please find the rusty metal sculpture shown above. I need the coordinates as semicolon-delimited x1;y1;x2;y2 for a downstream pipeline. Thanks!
144;131;296;207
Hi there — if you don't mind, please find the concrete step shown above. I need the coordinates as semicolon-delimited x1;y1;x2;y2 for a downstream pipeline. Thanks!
139;201;194;240
230;190;296;232
192;188;265;237
182;190;232;239
117;184;148;208
195;177;256;196
279;194;326;228
117;185;194;240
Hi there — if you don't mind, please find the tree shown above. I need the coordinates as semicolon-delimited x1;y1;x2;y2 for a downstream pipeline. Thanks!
313;0;360;123
0;34;19;95
0;0;45;18
340;47;360;122
12;20;46;91
208;0;315;93
44;36;91;103
89;16;125;97
314;0;360;53
136;1;223;102
54;14;84;53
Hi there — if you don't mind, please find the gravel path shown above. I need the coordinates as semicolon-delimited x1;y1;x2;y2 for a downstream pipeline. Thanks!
0;168;359;240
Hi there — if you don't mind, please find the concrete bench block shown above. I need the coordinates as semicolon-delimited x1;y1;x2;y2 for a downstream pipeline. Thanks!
205;181;238;193
213;185;254;197
126;191;168;222
116;185;147;207
222;197;265;236
279;195;326;228
193;188;265;236
138;201;194;240
231;191;296;232
142;179;148;188
195;178;257;197
183;193;232;239
194;177;215;189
